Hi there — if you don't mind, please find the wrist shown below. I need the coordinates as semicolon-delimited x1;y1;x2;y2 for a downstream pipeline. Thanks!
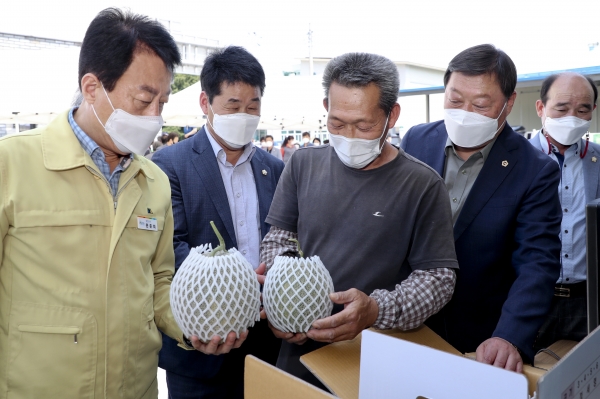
367;296;380;327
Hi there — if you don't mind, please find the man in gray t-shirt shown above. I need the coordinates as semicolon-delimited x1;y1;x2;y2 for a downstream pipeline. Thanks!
259;52;458;386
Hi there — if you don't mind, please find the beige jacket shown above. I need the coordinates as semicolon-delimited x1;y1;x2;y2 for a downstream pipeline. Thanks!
0;111;185;399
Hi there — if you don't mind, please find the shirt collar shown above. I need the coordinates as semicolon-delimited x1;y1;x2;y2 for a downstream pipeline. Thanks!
538;130;581;155
445;135;497;162
68;107;133;168
204;126;256;166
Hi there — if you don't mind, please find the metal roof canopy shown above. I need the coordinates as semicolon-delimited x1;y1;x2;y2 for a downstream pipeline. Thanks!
398;65;600;97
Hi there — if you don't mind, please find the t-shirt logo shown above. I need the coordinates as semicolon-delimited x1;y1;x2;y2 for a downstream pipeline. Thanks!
373;212;384;217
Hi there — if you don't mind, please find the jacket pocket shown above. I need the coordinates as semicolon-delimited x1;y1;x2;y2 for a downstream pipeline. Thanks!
7;302;97;399
11;209;106;292
134;297;162;398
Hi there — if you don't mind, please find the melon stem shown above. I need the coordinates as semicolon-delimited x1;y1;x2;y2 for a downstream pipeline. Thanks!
288;238;304;258
208;221;227;257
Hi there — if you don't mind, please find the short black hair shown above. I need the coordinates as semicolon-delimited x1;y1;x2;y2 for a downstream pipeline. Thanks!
444;44;517;99
265;135;274;140
79;8;180;92
166;132;179;142
540;73;598;105
302;132;310;138
200;46;266;103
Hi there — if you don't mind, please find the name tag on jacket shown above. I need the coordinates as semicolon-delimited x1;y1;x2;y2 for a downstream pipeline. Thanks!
137;216;158;231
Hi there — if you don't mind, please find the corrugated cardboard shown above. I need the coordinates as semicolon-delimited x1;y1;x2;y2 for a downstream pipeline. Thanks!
300;326;461;399
300;325;547;398
244;355;337;399
465;340;578;395
533;339;578;370
464;352;546;396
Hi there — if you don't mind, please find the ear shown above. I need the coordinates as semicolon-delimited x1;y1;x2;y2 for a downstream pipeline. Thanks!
535;99;545;118
80;73;100;105
322;97;329;111
387;103;401;129
505;91;517;115
199;91;210;115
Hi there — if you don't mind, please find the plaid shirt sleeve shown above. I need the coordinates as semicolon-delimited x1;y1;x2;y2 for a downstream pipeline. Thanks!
260;226;299;271
369;268;456;330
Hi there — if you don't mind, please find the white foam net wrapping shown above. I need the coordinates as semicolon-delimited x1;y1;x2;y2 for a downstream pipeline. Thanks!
263;255;334;333
170;243;261;342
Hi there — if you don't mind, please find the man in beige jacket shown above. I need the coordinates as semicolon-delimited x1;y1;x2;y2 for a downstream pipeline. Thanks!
0;8;197;399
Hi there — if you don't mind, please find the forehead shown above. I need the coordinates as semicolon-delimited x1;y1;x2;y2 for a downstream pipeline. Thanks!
547;74;594;103
115;50;172;93
328;82;381;109
214;81;261;100
446;72;504;99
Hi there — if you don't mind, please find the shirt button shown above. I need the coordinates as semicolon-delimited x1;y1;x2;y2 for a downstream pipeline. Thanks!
240;221;245;226
564;209;568;213
452;198;458;203
566;278;570;281
565;186;569;190
565;230;569;233
236;193;241;198
565;254;569;258
242;250;247;255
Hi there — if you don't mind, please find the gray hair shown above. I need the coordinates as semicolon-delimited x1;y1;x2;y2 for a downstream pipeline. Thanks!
322;53;399;115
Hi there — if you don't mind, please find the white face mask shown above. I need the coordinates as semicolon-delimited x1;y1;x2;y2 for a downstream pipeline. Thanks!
207;102;260;149
329;114;389;169
543;112;590;146
92;84;163;155
444;102;507;148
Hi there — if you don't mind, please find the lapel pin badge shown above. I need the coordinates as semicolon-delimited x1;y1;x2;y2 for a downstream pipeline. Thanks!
262;169;268;176
502;160;508;167
593;157;597;163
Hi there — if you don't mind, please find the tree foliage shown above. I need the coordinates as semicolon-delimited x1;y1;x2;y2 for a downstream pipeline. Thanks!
171;73;199;95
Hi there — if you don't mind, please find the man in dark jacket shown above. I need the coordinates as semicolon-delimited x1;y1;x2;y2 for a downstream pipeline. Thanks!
401;44;562;371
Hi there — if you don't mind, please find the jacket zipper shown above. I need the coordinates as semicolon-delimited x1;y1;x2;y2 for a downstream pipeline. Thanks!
101;167;138;399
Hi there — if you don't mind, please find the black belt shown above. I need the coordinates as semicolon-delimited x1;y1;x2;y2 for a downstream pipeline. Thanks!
554;282;586;298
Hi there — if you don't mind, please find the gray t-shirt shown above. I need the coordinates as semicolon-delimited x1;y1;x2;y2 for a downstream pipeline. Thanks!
266;144;458;297
266;144;458;385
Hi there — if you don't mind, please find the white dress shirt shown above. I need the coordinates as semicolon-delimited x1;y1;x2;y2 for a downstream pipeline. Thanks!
206;129;261;269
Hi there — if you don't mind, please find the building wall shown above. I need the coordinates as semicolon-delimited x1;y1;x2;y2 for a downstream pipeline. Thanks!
398;65;444;89
299;59;328;76
0;32;80;50
0;30;216;76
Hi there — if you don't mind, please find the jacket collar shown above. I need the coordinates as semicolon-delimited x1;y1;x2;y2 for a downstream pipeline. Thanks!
453;124;518;240
42;109;154;180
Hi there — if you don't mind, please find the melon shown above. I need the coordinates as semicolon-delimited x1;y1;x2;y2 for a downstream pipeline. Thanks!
170;221;261;342
263;239;334;333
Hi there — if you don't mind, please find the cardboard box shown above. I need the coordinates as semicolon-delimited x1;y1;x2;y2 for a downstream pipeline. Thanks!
300;325;461;399
244;355;337;399
300;326;537;398
247;325;593;398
